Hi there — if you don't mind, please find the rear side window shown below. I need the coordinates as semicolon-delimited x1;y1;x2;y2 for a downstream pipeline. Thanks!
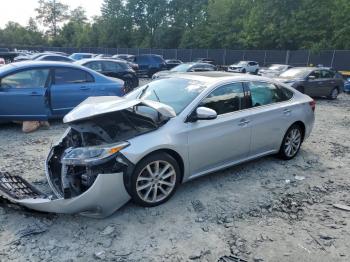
1;69;49;89
54;68;94;85
103;61;122;72
248;81;291;107
151;56;165;63
321;70;334;78
201;83;245;115
135;56;149;64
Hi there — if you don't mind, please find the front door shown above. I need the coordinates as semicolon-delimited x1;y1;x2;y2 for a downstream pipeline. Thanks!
187;82;252;176
49;67;95;117
0;68;49;120
305;70;325;97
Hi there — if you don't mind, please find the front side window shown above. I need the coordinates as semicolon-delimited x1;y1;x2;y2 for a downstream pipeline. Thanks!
248;81;290;107
85;61;103;72
321;70;334;78
54;68;94;85
309;70;321;79
1;69;49;88
201;83;245;115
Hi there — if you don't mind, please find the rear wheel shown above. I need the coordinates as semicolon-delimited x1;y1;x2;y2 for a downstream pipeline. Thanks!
328;87;339;100
129;153;181;207
278;124;303;160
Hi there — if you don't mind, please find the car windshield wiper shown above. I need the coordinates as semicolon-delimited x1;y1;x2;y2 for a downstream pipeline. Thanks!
139;85;149;99
153;89;161;102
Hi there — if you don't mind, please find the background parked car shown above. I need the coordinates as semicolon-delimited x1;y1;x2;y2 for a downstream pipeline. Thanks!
259;64;293;77
0;58;5;66
0;61;124;121
77;58;139;92
69;53;95;60
228;61;260;74
34;54;74;63
152;62;217;79
193;58;216;65
132;54;167;78
340;71;350;93
165;59;182;69
275;67;344;99
111;54;139;71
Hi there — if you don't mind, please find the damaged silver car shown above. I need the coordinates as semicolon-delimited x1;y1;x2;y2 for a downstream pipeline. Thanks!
0;72;315;218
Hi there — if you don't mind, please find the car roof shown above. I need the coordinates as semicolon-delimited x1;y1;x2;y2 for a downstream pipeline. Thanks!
75;58;128;64
167;71;273;85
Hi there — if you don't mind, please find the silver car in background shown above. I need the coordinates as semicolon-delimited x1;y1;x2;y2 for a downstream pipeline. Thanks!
0;72;315;218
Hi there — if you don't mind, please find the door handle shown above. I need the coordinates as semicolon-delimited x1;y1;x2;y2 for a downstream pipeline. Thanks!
238;119;250;126
80;86;90;90
30;91;41;96
283;109;292;115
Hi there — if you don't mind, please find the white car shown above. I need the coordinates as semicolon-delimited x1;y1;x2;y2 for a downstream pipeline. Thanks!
228;61;259;74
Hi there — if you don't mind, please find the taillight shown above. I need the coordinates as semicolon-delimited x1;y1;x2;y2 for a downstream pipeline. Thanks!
309;100;316;112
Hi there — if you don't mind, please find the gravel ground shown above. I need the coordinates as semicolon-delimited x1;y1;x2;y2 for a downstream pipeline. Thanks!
0;90;349;262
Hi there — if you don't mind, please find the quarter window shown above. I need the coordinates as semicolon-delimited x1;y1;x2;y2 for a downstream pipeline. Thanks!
201;83;245;115
1;69;49;89
248;81;290;107
54;68;94;85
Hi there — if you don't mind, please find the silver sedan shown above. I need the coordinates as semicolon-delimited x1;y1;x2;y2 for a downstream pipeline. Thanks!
0;72;315;218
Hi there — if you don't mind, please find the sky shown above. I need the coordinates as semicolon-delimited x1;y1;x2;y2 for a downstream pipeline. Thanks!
0;0;103;28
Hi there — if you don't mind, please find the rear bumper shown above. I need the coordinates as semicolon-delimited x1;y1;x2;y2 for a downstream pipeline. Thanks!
0;172;131;218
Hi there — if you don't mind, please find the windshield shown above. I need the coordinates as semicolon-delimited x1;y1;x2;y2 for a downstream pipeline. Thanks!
126;78;206;114
280;68;311;78
237;61;248;66
269;65;285;71
170;64;192;72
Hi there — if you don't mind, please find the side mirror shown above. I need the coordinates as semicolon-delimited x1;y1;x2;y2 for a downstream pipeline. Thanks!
308;75;316;80
189;107;217;122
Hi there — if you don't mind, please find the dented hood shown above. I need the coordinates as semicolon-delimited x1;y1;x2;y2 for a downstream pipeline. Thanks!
63;96;176;124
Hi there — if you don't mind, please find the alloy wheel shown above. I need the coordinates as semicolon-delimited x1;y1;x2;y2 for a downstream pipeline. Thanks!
283;128;302;158
331;88;339;99
136;160;176;204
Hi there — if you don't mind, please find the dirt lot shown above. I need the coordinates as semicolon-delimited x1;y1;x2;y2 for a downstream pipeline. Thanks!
0;91;349;262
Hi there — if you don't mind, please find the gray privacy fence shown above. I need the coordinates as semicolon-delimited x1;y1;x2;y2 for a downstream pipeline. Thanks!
9;46;350;70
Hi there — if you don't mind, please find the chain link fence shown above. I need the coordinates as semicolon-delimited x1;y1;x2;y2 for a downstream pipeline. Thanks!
6;46;350;70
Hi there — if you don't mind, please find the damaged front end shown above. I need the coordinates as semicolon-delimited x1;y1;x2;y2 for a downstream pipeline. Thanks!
0;96;175;218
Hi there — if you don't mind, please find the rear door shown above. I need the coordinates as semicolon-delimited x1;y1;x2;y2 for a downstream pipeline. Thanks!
246;81;295;156
319;70;336;96
187;82;252;176
49;67;95;116
0;68;50;120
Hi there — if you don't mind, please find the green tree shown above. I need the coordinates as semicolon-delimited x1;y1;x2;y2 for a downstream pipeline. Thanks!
35;0;70;37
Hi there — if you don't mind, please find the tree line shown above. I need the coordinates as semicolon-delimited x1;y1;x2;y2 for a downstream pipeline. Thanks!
0;0;349;51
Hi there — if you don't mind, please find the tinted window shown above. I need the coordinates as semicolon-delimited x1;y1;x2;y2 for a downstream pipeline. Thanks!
249;81;290;107
85;61;103;72
55;68;94;85
1;69;49;88
201;83;245;115
321;70;334;78
151;56;165;63
309;70;321;79
136;56;149;64
103;61;121;72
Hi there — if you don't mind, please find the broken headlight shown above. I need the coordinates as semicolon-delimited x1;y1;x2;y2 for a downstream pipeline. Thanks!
61;142;130;166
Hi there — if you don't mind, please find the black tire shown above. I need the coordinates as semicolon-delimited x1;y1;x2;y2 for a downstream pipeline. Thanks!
129;152;181;207
241;68;246;73
278;124;303;160
255;69;259;75
328;87;339;100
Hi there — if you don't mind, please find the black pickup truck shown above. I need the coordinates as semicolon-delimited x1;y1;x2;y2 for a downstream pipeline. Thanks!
0;50;19;63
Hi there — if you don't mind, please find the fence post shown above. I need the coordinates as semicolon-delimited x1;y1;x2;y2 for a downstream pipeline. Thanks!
190;49;193;62
223;49;226;66
285;50;290;65
263;50;267;66
330;50;336;68
175;49;178;60
306;50;311;66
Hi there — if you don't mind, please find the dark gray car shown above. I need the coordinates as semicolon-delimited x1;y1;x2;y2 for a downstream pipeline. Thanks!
275;67;344;99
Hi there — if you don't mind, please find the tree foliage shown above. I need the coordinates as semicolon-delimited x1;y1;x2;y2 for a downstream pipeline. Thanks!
0;0;350;50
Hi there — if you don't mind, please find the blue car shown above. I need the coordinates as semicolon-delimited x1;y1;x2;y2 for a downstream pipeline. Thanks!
0;61;124;121
344;78;350;93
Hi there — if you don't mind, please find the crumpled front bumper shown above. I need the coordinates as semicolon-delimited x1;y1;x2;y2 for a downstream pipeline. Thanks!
0;172;131;218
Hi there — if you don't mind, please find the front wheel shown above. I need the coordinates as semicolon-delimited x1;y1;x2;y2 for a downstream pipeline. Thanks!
328;88;339;100
278;124;303;160
129;153;181;207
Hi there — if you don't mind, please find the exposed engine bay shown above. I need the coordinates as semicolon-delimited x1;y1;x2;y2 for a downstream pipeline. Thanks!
0;97;176;217
47;108;164;199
